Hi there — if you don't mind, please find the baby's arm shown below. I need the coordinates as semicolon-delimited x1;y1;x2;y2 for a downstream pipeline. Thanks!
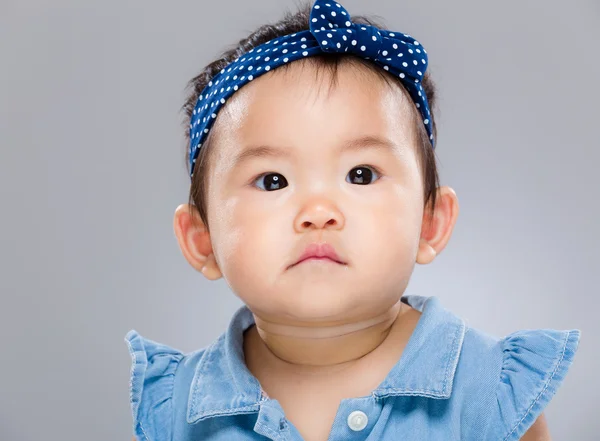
520;413;551;441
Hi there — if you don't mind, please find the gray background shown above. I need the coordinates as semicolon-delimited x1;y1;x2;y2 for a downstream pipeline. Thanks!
1;0;598;440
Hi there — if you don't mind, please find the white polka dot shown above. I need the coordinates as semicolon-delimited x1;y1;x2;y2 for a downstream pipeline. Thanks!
301;44;307;48
248;75;254;80
382;50;388;56
265;57;270;61
360;45;366;51
402;62;408;67
211;113;216;118
398;53;403;57
331;11;336;16
416;49;421;53
346;21;351;26
314;4;320;8
417;70;422;76
301;37;307;41
399;73;405;78
342;35;347;41
282;49;288;53
321;14;325;19
372;35;377;41
220;98;225;104
208;81;213;86
248;66;253;70
283;58;288;62
390;33;395;37
337;42;341;48
408;49;413;54
424;119;429;124
416;103;420;108
413;60;418;65
327;33;333;38
422;59;426;64
383;66;389;70
303;51;308;56
265;66;270;71
312;18;317;22
352;40;357;45
322;40;328;45
415;41;420;46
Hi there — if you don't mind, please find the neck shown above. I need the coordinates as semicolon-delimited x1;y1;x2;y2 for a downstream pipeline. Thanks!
248;300;405;375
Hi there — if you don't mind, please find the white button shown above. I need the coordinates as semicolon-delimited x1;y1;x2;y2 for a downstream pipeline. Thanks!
347;410;368;431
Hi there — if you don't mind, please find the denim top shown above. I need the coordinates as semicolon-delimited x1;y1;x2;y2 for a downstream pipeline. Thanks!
124;295;580;441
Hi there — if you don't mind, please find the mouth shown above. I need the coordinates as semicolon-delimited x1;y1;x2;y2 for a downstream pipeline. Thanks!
289;243;347;268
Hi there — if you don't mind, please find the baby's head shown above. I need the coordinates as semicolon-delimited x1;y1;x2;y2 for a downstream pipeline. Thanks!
174;1;458;324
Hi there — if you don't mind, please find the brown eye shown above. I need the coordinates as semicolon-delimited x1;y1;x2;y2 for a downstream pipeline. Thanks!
254;172;288;191
346;166;380;185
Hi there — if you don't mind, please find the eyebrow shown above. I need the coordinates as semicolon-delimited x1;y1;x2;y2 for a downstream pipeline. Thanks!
233;135;398;168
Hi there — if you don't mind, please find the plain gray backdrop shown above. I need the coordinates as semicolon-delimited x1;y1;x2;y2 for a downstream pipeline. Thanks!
1;0;598;440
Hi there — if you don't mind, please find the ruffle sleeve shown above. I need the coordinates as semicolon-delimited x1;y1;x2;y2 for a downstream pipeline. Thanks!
124;330;184;441
485;328;581;441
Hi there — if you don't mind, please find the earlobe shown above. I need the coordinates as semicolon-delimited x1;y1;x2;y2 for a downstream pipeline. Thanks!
173;204;223;280
415;186;459;265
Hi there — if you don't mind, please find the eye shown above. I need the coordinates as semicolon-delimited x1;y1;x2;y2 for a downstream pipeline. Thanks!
253;172;289;191
346;165;381;185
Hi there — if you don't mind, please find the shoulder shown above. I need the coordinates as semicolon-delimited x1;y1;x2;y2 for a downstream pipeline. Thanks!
124;330;207;441
454;324;581;441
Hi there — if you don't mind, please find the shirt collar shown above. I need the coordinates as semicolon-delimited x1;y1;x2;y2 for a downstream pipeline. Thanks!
186;295;466;424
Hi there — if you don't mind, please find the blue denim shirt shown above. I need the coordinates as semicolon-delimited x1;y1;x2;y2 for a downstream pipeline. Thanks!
125;295;580;441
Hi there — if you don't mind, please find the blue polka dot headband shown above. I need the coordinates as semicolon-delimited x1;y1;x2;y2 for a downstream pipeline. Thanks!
189;0;434;178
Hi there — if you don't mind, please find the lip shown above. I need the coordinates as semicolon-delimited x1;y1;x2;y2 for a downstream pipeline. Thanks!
291;243;346;267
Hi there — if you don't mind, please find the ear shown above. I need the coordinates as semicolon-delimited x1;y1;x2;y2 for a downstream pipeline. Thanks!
416;186;459;265
173;204;223;280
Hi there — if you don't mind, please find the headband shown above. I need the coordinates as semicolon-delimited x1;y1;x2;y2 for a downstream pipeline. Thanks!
188;0;434;178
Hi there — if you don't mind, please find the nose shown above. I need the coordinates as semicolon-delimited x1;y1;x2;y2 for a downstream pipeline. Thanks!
294;197;345;232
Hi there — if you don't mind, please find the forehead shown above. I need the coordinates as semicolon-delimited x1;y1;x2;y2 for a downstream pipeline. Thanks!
211;58;418;159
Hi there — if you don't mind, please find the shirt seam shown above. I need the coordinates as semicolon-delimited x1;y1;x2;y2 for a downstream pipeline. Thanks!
441;320;464;394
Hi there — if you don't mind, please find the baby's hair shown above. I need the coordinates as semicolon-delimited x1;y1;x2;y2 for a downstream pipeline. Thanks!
181;1;440;233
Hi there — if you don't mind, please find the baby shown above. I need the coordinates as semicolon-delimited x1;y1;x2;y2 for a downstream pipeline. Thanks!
125;1;581;440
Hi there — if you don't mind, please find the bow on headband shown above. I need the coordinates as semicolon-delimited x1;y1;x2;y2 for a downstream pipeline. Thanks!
188;0;433;178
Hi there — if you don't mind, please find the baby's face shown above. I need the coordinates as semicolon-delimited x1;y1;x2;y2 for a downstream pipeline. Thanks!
204;60;426;323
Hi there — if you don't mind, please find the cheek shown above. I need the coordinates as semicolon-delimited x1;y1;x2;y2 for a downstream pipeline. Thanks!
210;193;286;285
353;183;423;266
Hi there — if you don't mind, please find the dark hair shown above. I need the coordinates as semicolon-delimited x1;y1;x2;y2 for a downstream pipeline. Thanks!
181;1;440;233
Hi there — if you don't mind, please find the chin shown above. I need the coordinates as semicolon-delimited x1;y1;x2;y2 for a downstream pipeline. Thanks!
250;286;367;323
